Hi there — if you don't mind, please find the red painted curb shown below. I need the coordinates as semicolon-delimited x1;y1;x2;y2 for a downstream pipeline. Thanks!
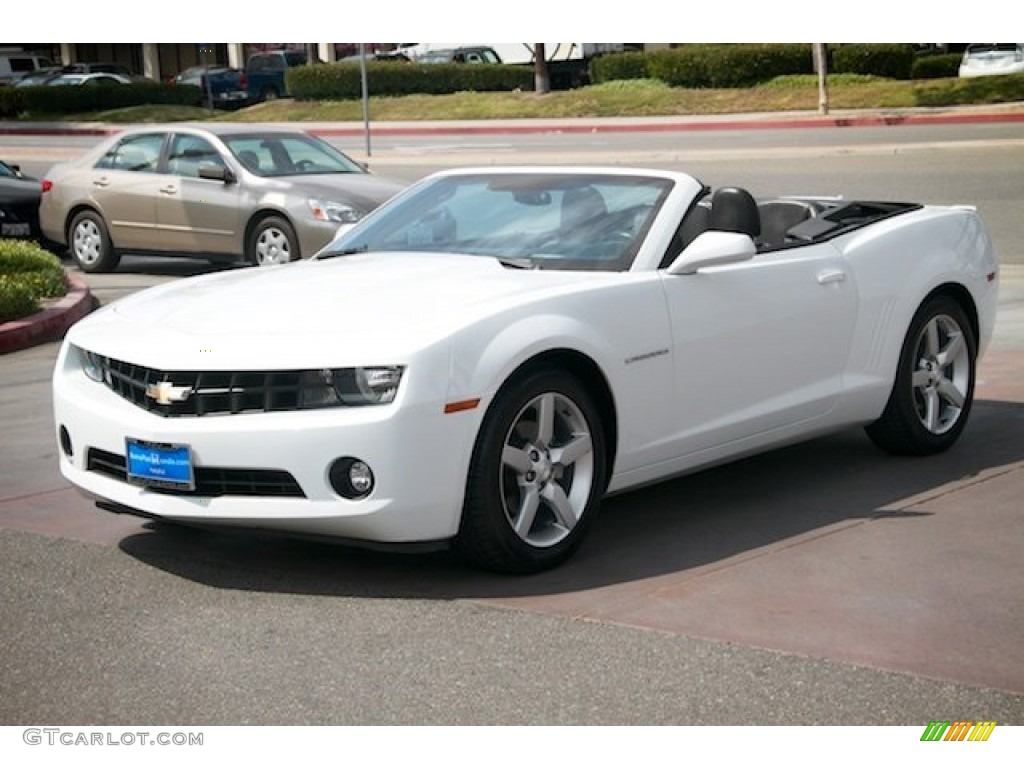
0;270;95;355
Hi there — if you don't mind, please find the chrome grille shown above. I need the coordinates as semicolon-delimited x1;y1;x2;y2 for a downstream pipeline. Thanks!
97;356;318;417
87;448;306;498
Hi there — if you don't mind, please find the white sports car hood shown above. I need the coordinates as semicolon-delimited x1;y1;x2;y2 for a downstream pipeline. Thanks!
67;253;615;370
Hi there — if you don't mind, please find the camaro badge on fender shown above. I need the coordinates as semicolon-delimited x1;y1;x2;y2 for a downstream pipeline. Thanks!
145;381;192;405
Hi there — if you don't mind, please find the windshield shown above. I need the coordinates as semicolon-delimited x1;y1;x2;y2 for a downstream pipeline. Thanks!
319;173;673;272
222;133;365;177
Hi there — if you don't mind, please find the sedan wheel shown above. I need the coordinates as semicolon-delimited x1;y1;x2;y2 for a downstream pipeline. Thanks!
458;368;607;573
866;296;976;455
69;210;120;273
248;216;298;266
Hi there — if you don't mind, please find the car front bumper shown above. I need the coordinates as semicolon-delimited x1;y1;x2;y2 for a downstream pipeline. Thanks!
52;342;478;545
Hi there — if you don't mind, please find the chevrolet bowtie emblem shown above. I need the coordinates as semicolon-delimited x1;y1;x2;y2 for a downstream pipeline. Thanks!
145;380;192;405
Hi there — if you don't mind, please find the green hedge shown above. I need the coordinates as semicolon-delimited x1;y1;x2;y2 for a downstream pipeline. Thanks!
911;53;963;80
288;61;534;100
0;240;68;323
591;44;929;87
831;44;916;80
592;44;815;88
0;82;202;118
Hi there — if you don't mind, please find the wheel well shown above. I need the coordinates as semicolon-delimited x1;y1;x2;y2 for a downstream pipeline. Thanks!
64;205;106;246
244;211;299;260
923;283;980;346
504;349;618;479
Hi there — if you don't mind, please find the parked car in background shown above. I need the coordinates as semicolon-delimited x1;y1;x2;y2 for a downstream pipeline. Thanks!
46;72;132;87
0;50;54;85
13;66;63;87
39;124;406;272
61;61;133;78
0;159;42;240
245;49;307;102
959;43;1024;77
173;65;250;110
418;47;502;64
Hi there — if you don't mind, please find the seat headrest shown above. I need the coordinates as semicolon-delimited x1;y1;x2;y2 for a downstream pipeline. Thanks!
710;187;760;238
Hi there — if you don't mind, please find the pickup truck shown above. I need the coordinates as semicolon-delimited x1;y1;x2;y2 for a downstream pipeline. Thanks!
173;65;250;110
245;49;307;101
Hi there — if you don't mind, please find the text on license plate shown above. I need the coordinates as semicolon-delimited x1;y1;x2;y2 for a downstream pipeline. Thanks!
125;439;195;490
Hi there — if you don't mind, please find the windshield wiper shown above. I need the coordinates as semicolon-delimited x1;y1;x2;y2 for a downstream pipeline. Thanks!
318;245;368;260
497;256;537;270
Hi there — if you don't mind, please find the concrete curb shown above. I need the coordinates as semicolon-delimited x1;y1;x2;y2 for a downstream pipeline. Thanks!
0;270;94;355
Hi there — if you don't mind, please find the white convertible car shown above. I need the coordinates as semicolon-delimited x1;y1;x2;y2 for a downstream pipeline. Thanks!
52;167;999;572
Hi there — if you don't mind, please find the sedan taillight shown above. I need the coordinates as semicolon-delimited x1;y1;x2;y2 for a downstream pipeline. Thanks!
41;179;53;193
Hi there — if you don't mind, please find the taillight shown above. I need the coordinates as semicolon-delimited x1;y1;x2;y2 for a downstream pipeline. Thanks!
239;72;247;90
41;179;53;193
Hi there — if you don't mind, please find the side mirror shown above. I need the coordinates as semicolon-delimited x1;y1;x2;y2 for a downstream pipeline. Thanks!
197;162;235;184
666;231;756;275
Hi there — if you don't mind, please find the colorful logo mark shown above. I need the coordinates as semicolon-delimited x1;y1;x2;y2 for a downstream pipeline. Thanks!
921;721;996;742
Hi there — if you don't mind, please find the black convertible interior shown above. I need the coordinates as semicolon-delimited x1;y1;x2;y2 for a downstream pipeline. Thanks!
664;186;921;266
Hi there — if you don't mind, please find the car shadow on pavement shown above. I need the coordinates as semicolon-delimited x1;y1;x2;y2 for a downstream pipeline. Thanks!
116;398;1024;599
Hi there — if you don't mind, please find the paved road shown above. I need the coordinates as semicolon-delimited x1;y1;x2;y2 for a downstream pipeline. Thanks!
1;122;1023;725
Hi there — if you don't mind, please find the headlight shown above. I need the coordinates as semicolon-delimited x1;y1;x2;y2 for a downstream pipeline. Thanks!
79;347;107;383
308;198;363;224
297;366;404;408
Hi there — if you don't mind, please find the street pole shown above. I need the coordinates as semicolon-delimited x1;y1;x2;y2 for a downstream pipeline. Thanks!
359;43;371;159
814;43;829;115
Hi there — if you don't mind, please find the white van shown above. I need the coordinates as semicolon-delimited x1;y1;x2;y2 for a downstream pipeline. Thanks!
0;50;55;85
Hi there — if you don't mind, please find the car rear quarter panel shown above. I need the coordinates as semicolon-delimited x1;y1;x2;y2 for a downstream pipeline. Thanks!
834;206;998;420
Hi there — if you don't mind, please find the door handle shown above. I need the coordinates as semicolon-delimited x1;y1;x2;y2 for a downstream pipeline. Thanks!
92;178;109;188
160;185;178;195
817;268;846;285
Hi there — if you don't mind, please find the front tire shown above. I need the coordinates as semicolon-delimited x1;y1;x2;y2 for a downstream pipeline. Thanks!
457;368;608;573
68;210;120;273
247;215;298;266
865;295;976;455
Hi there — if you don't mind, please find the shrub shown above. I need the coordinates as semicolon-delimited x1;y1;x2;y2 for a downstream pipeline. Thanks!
0;239;68;323
912;54;963;80
914;73;1024;106
288;61;533;100
589;52;650;83
0;82;201;118
832;44;916;80
592;44;815;88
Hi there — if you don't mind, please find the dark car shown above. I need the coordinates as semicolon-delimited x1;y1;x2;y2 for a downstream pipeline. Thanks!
173;65;250;109
418;47;502;64
0;159;42;240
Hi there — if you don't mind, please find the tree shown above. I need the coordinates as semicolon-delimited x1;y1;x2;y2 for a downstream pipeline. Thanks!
533;43;550;95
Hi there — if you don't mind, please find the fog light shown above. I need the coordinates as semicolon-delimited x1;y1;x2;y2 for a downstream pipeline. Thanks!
329;457;375;499
59;425;73;458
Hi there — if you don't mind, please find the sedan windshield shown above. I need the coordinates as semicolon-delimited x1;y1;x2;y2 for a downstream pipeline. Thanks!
222;133;365;177
319;173;673;272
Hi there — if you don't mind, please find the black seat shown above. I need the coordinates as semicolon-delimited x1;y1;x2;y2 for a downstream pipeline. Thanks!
757;199;818;248
709;186;760;239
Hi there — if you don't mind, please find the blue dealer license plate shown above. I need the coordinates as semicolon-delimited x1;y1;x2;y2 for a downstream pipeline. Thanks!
126;439;195;490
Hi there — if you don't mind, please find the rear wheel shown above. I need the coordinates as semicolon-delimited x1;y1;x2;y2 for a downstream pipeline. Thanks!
68;210;120;273
247;216;298;266
457;368;607;573
865;295;976;455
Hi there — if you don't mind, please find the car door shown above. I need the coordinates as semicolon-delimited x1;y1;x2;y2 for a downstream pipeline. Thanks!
88;132;166;251
659;241;857;456
157;133;243;255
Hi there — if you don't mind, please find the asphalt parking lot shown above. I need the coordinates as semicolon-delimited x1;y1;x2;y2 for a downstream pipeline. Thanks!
1;115;1023;725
